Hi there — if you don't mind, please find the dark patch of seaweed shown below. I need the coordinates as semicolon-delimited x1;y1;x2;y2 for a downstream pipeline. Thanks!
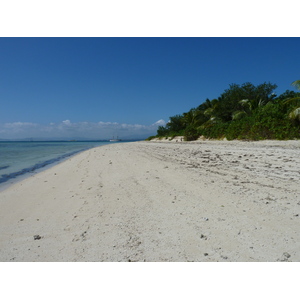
0;165;9;171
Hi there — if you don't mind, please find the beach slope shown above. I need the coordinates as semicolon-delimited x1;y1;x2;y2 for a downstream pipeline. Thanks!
0;141;300;262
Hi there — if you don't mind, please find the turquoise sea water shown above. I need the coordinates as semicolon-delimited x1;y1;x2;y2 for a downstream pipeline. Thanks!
0;141;112;186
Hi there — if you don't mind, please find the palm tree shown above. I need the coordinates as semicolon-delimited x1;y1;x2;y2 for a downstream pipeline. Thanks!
285;80;300;122
182;109;204;128
231;99;254;121
232;110;247;120
198;99;219;122
195;99;222;130
289;107;300;122
292;80;300;90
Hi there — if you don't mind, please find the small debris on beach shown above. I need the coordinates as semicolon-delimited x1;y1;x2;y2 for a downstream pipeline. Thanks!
33;235;42;240
278;252;291;262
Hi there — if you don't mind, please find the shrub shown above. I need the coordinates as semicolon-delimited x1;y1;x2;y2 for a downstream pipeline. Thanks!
226;103;300;140
184;125;199;141
199;122;229;139
225;116;255;140
145;136;157;141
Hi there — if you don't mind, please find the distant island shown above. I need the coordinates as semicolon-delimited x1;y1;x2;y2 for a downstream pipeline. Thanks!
147;81;300;141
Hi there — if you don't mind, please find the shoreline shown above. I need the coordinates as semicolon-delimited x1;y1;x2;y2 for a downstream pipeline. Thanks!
0;142;114;192
1;140;300;261
0;152;86;193
0;151;90;193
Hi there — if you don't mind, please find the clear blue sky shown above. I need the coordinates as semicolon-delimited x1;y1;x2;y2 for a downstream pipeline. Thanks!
1;37;300;139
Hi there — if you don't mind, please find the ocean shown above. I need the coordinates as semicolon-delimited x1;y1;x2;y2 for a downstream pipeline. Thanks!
0;141;113;188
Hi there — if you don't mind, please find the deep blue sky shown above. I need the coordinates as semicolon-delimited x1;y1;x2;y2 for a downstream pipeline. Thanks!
1;37;300;139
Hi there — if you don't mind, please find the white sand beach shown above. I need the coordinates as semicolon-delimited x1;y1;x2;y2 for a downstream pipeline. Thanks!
0;140;300;262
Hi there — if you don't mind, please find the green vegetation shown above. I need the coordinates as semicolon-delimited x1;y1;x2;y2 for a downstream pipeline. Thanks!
150;81;300;141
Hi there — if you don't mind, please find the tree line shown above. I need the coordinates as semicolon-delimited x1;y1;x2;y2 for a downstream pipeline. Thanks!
148;80;300;141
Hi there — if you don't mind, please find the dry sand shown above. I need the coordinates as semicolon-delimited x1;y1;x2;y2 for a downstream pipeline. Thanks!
0;140;299;262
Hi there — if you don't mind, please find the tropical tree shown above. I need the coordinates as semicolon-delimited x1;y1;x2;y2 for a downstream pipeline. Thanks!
276;89;300;101
182;108;207;128
292;80;300;90
212;82;277;122
289;107;300;122
233;95;273;119
285;80;300;123
157;126;169;137
198;98;218;110
232;110;248;120
165;114;185;135
152;80;300;141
